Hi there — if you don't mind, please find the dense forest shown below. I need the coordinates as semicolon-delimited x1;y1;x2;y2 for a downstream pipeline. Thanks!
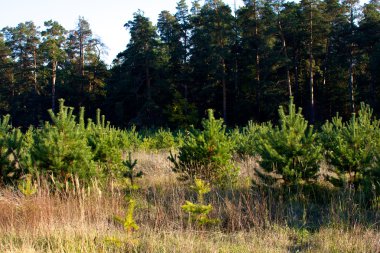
0;0;379;128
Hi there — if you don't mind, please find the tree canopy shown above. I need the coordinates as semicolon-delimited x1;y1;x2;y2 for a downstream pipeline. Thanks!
0;0;379;128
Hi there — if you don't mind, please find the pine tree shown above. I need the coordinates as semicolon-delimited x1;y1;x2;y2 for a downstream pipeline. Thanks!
2;22;42;125
257;98;322;185
169;109;238;187
321;103;380;186
86;109;126;177
31;99;95;185
189;1;235;122
40;20;67;111
182;178;219;227
0;115;31;185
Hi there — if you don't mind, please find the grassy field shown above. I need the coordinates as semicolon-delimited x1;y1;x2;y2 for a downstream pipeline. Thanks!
0;152;379;253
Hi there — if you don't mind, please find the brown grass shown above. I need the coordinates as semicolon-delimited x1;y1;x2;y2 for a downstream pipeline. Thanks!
0;151;379;252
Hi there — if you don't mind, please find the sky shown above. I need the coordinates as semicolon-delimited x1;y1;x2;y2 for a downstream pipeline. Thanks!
0;0;244;65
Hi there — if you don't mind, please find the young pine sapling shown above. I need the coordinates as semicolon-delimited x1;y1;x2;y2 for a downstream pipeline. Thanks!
182;178;219;227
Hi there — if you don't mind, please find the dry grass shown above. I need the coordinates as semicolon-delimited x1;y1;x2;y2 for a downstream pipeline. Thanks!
0;151;379;252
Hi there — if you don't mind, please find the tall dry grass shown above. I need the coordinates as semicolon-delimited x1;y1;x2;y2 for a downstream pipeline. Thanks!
0;151;379;252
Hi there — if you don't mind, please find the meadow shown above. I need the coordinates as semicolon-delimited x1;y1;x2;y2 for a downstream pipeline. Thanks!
1;152;379;252
0;100;379;252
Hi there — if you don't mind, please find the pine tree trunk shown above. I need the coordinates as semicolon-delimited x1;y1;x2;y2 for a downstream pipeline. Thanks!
233;5;239;99
33;47;39;95
322;38;330;87
349;49;355;112
80;32;85;100
222;58;227;123
52;61;57;111
294;51;300;104
309;2;315;123
348;5;355;113
278;18;292;97
253;0;261;114
184;29;188;100
10;74;15;120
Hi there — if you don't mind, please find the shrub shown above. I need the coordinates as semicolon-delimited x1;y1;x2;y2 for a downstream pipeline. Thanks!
0;115;31;185
31;99;95;185
120;126;141;151
321;103;380;187
169;109;239;187
181;178;219;227
142;128;176;150
86;109;126;176
18;175;37;197
232;121;271;157
121;152;143;191
256;98;322;185
114;199;139;234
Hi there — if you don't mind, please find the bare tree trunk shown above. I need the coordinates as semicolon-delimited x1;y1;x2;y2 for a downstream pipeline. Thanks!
183;28;188;100
234;54;239;98
294;51;300;103
80;33;85;98
222;58;227;123
52;61;57;111
348;5;355;113
215;4;227;123
253;0;261;114
234;1;239;98
33;47;39;95
278;18;292;97
349;49;355;112
309;2;315;123
322;38;330;87
10;74;15;121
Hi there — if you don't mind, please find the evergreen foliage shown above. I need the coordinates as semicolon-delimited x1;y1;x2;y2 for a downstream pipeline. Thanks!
18;175;37;197
321;103;380;186
31;99;95;184
118;126;141;152
0;115;31;184
121;152;143;190
256;98;322;185
181;178;219;227
114;199;139;234
140;128;176;151
168;109;238;187
0;1;380;127
86;109;126;176
113;155;141;243
0;115;14;184
233;121;271;157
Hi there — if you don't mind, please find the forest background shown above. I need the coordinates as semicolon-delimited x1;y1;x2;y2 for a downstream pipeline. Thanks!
0;0;379;129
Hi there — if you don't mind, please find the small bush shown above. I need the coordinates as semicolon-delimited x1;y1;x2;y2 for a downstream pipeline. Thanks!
121;126;141;151
182;178;219;227
232;121;271;157
321;103;380;188
121;152;143;191
86;109;126;177
169;109;239;187
256;98;322;185
114;199;139;233
31;99;95;185
0;115;31;184
18;175;37;197
147;128;176;150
